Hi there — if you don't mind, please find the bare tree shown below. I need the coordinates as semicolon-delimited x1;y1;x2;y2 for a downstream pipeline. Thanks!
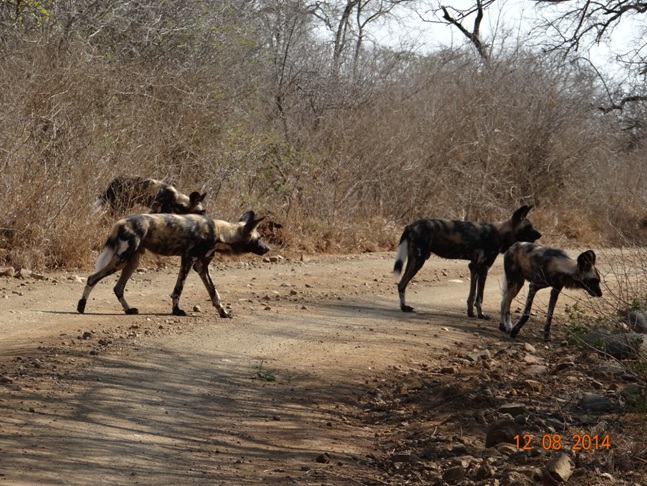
533;0;647;131
314;0;412;78
439;0;495;61
533;0;643;54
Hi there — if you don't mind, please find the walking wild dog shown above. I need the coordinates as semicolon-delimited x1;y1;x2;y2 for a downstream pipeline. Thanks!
393;205;541;318
499;242;602;341
77;211;269;317
93;175;207;216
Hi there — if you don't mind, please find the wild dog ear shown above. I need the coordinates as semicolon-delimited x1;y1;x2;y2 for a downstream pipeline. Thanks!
239;211;255;223
577;250;596;269
189;191;206;204
511;205;533;223
239;211;265;231
155;189;176;212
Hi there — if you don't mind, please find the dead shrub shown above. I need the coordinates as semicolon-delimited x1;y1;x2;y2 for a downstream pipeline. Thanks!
2;10;647;270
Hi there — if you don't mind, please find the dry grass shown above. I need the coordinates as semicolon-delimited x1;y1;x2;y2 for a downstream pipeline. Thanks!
1;10;647;274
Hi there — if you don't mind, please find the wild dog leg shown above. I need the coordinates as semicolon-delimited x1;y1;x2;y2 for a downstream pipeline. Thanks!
113;252;142;315
467;264;478;318
510;282;540;338
499;277;524;333
467;263;490;319
170;256;194;316
397;256;426;312
77;258;124;314
542;287;562;342
194;258;232;318
475;272;489;320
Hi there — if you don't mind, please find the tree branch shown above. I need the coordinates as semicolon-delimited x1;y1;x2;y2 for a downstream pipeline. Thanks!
441;2;490;61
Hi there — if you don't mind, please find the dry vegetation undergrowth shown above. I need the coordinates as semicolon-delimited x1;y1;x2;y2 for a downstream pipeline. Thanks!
2;2;647;272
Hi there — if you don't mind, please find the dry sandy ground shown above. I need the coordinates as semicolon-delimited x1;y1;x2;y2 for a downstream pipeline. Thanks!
0;252;643;485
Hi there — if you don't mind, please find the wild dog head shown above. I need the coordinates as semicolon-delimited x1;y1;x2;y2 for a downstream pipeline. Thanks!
96;175;207;216
155;188;207;215
499;205;542;252
216;211;270;256
574;250;603;297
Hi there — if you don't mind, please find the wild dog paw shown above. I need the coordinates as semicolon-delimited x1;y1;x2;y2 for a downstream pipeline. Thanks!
77;299;86;314
543;333;552;342
218;308;232;318
125;308;139;315
509;326;520;338
172;307;187;316
401;305;414;313
477;313;491;320
498;322;508;333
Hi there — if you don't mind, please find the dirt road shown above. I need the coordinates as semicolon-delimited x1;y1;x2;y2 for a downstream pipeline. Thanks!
0;253;642;485
0;252;489;483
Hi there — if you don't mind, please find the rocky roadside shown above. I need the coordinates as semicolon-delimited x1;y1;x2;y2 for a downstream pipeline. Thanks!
349;338;646;485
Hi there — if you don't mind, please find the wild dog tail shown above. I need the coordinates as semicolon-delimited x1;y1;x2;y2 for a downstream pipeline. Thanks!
94;237;118;272
90;197;106;216
90;183;113;216
500;263;508;296
393;232;409;278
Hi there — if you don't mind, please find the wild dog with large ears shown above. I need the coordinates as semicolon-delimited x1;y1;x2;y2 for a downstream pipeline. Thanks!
77;211;269;317
500;242;602;341
393;205;542;319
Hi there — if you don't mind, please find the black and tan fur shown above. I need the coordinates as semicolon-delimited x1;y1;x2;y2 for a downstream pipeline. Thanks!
499;242;602;341
93;175;207;216
77;211;269;317
393;205;541;318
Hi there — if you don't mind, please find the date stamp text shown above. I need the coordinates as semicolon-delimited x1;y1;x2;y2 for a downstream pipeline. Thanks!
514;434;611;451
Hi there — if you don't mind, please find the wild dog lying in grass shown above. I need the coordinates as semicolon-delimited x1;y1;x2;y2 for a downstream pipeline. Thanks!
77;211;269;317
393;205;541;319
499;242;602;341
93;175;207;216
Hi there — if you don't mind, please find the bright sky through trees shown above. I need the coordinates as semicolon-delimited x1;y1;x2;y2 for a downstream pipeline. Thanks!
375;0;635;76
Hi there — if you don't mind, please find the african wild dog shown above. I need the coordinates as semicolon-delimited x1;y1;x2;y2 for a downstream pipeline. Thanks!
393;205;541;318
93;175;207;216
77;211;269;317
499;242;602;341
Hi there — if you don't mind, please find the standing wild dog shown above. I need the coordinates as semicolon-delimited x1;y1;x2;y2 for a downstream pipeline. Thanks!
499;242;602;341
93;175;207;216
393;205;541;318
77;211;269;317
